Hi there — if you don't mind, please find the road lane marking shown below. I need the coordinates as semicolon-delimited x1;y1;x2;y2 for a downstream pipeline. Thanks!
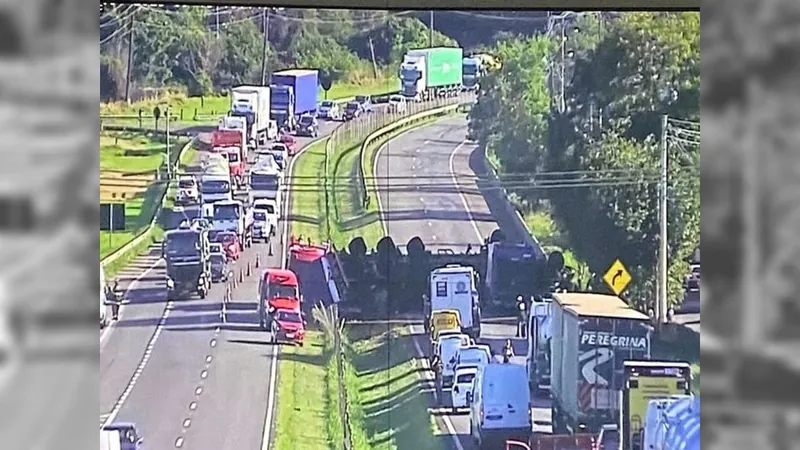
101;300;174;428
100;256;162;349
448;140;484;243
409;325;464;450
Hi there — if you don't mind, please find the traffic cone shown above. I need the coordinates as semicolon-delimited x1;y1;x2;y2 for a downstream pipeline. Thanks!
268;241;273;257
246;262;252;277
239;269;244;283
255;253;260;268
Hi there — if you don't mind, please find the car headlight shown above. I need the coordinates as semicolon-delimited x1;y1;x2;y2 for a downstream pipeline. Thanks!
166;278;175;289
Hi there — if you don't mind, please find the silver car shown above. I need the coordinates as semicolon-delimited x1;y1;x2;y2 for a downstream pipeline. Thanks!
317;100;340;121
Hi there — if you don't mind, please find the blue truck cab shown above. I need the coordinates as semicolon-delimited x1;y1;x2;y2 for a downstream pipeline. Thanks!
270;69;319;132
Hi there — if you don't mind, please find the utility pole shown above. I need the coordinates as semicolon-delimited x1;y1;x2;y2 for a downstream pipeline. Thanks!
166;106;172;178
742;81;762;350
559;17;566;113
368;37;379;78
215;6;220;39
260;7;270;86
124;10;136;104
658;114;669;324
429;10;434;47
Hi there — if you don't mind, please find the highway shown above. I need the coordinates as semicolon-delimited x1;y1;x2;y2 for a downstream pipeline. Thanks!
98;119;339;450
97;100;427;450
375;115;549;449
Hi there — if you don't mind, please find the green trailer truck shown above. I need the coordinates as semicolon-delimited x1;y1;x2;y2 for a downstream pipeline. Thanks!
399;47;463;101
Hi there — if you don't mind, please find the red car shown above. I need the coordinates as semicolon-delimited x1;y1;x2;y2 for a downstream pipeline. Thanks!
268;306;306;346
280;133;297;155
215;231;241;261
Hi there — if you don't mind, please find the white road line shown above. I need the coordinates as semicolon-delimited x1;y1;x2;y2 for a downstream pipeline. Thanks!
100;256;162;349
448;141;484;243
101;300;174;428
261;133;326;450
409;324;464;450
374;126;434;237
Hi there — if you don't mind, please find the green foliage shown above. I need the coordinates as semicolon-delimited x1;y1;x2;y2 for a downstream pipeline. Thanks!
467;35;552;207
468;12;700;307
101;6;462;101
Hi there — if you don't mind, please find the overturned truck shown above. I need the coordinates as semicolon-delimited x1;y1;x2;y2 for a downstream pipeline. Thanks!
334;228;566;318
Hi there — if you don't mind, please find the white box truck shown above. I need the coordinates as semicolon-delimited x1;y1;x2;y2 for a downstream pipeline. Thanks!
428;264;481;339
230;86;272;147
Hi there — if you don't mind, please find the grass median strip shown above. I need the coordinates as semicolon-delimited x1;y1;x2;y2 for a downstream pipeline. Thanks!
273;331;335;450
343;324;446;450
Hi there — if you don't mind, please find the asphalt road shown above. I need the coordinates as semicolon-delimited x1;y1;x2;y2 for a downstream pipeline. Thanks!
375;116;545;449
98;121;337;450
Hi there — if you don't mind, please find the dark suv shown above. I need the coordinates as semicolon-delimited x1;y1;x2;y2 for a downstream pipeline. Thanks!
296;114;318;137
343;101;361;121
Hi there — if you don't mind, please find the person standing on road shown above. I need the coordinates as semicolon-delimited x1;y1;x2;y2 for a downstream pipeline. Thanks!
105;278;126;321
516;295;528;338
430;353;444;402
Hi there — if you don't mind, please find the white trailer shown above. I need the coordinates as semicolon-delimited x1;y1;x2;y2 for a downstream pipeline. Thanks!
231;86;272;147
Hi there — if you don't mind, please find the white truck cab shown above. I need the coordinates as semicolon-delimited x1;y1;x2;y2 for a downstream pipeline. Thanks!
200;173;232;203
429;264;481;339
451;365;479;413
211;199;253;248
176;175;200;205
251;198;279;242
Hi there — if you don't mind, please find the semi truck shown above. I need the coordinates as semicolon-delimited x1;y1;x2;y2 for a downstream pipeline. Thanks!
549;292;652;435
200;153;232;204
462;56;482;90
399;47;463;101
230;85;271;147
427;264;482;339
484;240;548;311
163;228;211;301
270;69;319;132
211;129;246;188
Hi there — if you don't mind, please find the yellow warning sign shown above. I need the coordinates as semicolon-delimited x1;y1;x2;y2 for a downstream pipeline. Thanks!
603;259;632;296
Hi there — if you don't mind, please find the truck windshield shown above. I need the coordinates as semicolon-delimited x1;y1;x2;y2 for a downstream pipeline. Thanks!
213;204;240;221
401;67;419;81
346;103;358;111
253;211;267;221
320;101;333;108
251;173;279;191
256;204;275;214
210;254;225;265
276;310;302;323
269;283;298;299
230;109;254;126
165;233;200;256
272;90;290;106
463;65;478;76
228;152;239;163
201;180;230;194
299;116;313;125
179;179;195;188
355;96;368;103
456;373;476;384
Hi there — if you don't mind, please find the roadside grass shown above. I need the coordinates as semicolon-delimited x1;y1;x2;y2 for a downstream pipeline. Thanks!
288;139;329;244
273;331;335;450
100;77;396;130
344;324;446;450
100;135;191;260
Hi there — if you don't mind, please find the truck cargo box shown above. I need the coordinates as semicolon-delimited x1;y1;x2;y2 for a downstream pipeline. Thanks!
550;293;651;433
407;47;463;88
271;69;319;116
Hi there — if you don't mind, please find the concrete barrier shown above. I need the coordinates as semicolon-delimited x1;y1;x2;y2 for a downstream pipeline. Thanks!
101;137;196;269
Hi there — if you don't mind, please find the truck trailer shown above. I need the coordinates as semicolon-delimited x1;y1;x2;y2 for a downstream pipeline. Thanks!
270;69;319;132
484;240;548;311
230;85;271;147
399;47;463;101
549;292;652;435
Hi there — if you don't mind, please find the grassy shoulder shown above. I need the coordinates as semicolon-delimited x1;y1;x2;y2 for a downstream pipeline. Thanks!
100;76;396;130
100;131;188;258
273;331;335;450
101;137;193;267
344;324;446;450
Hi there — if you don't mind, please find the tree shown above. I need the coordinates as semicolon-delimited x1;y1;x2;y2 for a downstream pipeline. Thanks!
547;12;700;306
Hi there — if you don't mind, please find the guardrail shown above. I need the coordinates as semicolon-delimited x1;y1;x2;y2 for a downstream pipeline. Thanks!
101;137;195;269
356;94;475;208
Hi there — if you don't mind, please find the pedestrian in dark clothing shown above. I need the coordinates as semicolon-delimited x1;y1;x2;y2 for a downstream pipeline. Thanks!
430;353;444;403
106;279;125;321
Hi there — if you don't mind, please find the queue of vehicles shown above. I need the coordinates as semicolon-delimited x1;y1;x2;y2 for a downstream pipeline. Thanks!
421;256;698;450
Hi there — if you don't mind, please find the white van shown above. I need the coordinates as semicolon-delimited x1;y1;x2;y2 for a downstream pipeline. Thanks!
468;363;532;448
99;430;121;450
451;366;478;413
437;334;470;387
455;344;491;372
642;395;694;450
